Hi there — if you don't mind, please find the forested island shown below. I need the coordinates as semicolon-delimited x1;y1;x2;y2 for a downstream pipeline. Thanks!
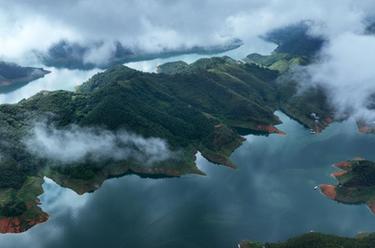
0;23;373;241
320;159;375;214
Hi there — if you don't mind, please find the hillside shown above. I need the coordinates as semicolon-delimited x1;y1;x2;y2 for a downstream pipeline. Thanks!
0;62;50;93
0;57;292;232
0;22;342;233
320;159;375;214
262;21;326;57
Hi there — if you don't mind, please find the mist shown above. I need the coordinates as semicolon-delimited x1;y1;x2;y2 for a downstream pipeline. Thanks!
23;122;173;165
297;32;375;121
2;0;375;67
1;1;375;125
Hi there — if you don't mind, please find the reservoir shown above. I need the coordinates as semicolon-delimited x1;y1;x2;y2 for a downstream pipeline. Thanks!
1;112;375;248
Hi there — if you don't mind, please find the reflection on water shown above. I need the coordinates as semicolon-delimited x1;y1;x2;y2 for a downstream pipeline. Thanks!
0;112;374;248
125;42;276;73
0;47;373;247
0;46;256;104
0;68;100;104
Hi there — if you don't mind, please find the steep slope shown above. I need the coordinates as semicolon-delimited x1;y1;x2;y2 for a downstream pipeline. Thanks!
244;22;334;133
0;58;286;232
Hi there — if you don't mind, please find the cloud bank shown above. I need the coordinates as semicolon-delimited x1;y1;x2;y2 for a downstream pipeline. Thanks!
23;122;173;165
1;0;375;66
0;1;375;120
296;32;375;121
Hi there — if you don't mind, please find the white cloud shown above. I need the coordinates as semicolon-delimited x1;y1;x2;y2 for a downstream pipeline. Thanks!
0;0;374;64
303;33;375;120
23;122;174;165
0;0;375;121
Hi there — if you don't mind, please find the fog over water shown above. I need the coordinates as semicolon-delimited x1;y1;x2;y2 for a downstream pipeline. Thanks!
0;112;374;248
0;67;99;104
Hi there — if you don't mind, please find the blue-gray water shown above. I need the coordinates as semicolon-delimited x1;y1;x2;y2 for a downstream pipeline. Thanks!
1;112;375;248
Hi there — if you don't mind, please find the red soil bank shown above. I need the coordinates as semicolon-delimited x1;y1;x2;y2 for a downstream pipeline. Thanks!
330;171;347;178
334;161;352;170
0;213;48;233
367;202;375;215
319;184;337;200
357;121;375;134
256;125;286;136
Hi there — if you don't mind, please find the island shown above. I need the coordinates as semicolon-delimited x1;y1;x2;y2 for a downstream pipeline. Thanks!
319;158;375;214
0;62;50;93
0;22;370;233
0;54;332;232
239;232;375;248
357;119;375;134
37;38;243;70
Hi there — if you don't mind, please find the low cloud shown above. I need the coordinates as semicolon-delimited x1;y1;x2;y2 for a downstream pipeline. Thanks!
2;0;375;66
23;122;174;165
298;32;375;121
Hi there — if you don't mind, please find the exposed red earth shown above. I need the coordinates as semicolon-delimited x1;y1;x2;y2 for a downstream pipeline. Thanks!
330;171;347;178
0;204;48;234
256;124;286;136
313;116;334;134
334;161;353;170
319;184;337;200
320;159;375;216
357;120;375;134
367;201;375;215
0;213;48;233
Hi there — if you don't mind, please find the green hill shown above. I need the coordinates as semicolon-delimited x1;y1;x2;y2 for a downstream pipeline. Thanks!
0;51;334;231
0;62;50;93
320;159;375;214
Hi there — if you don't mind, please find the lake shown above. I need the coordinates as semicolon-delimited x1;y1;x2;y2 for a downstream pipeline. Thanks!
0;112;375;248
0;46;374;247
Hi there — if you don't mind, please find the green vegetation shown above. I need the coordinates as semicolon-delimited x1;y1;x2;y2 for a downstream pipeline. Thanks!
245;53;308;73
321;159;375;211
157;61;189;74
0;56;286;229
39;39;243;70
0;54;335;231
262;21;326;58
0;24;337;231
0;62;50;93
239;232;375;248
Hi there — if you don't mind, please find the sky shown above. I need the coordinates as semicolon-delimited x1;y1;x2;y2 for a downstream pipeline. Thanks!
0;0;374;64
0;1;374;118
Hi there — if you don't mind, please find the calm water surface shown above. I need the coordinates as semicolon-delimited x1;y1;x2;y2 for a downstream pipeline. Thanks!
0;47;374;247
0;112;375;248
